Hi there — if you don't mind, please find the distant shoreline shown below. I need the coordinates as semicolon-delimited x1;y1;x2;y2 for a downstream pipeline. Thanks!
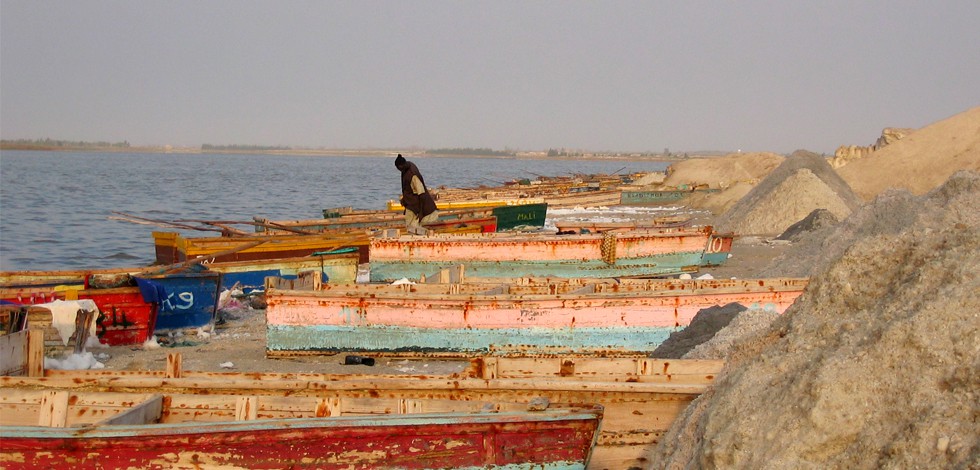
0;144;716;163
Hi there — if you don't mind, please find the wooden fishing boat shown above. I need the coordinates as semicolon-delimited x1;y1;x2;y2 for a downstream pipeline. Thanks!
387;197;546;212
133;271;221;331
265;274;807;357
256;210;500;234
540;188;623;209
553;216;692;234
700;232;735;266
367;226;727;282
1;269;222;338
282;202;549;235
1;343;722;470
152;230;374;265
0;286;155;346
0;387;602;470
201;251;361;293
619;188;720;206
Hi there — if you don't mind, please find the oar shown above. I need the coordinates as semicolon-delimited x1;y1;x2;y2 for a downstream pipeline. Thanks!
176;219;320;236
110;212;221;232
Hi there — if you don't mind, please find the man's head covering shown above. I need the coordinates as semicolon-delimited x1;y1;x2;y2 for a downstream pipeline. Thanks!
395;154;407;169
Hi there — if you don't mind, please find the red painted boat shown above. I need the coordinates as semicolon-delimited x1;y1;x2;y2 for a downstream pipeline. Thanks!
0;287;155;346
0;389;602;469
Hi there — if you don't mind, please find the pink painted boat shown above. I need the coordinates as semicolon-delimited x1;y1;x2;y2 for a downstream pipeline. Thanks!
368;226;729;281
0;389;602;470
266;276;808;357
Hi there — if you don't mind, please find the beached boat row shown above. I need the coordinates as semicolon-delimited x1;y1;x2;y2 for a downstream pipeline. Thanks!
265;271;807;357
1;331;722;469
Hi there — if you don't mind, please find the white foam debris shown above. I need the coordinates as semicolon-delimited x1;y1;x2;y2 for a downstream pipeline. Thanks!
142;336;161;349
45;352;105;370
219;361;235;369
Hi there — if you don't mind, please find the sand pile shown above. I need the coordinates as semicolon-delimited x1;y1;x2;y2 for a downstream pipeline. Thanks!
649;171;980;469
663;152;785;190
837;106;980;201
712;151;863;236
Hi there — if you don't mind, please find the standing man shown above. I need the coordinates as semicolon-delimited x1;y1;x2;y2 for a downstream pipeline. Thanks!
395;154;438;235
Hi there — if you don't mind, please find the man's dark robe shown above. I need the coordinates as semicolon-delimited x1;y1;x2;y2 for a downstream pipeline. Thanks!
399;160;437;218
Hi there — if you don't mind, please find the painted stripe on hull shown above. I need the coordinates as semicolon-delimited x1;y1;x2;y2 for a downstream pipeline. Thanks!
268;296;795;329
267;324;679;355
369;232;710;263
369;252;704;281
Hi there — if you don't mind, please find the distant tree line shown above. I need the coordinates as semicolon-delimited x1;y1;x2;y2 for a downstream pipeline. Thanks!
426;147;516;157
1;138;130;148
201;144;292;152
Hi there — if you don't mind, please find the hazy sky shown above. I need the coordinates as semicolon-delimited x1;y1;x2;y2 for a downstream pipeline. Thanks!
2;1;978;154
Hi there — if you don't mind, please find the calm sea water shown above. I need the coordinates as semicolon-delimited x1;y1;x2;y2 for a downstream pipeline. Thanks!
0;151;667;271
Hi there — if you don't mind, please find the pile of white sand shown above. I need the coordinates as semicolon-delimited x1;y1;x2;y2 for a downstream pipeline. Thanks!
648;171;979;469
712;151;863;236
837;106;980;201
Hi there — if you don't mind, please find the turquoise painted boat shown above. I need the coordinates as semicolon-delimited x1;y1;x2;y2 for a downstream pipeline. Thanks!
619;188;720;206
265;276;807;357
201;250;360;293
367;227;720;282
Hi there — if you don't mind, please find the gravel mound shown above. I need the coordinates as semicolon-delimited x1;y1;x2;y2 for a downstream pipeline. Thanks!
681;308;779;360
650;303;747;359
776;208;839;242
648;170;980;469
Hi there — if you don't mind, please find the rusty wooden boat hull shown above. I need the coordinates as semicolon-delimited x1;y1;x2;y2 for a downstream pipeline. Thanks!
152;230;373;265
0;286;155;346
1;270;221;338
266;277;807;357
202;252;360;293
0;389;602;470
368;227;722;281
1;350;721;470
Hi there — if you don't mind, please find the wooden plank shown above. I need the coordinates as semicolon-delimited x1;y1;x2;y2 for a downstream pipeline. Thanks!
165;353;182;378
0;330;28;376
37;390;69;427
95;394;163;426
27;330;44;377
235;396;258;421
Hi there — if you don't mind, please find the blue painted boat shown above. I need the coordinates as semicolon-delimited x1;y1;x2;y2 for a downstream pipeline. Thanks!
134;271;221;331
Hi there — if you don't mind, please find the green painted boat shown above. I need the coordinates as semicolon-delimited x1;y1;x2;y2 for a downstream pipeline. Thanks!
490;203;548;231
